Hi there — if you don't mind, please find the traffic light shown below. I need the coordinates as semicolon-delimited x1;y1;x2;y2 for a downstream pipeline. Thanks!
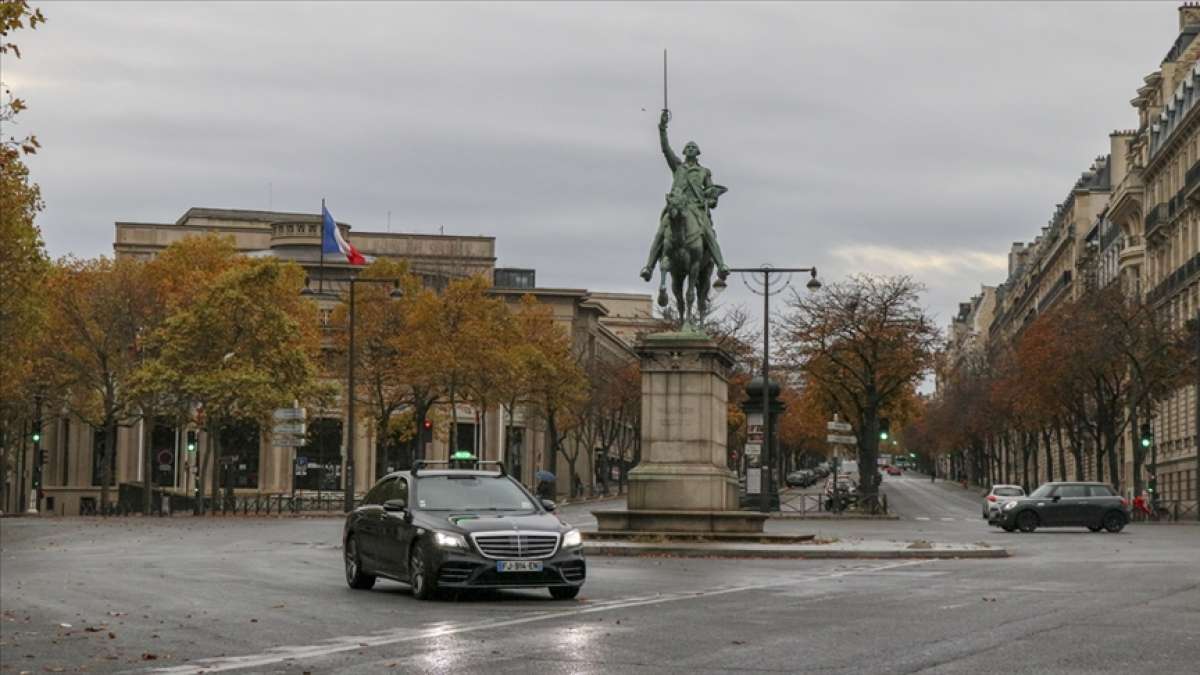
1139;423;1152;449
186;430;198;453
31;430;41;443
879;418;890;441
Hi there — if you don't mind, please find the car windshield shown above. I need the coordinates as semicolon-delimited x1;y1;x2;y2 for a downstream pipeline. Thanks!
994;487;1024;497
415;475;536;511
1028;484;1056;499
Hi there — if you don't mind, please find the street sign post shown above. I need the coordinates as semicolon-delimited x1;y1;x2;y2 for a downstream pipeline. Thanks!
826;420;852;433
826;434;857;445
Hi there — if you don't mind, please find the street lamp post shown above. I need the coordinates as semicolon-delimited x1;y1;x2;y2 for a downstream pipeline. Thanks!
341;277;404;513
717;265;820;513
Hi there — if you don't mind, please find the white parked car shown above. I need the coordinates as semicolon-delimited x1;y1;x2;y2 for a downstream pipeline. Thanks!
983;484;1025;521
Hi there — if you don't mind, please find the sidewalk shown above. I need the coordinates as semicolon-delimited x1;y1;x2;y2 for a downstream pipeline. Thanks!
583;538;1007;560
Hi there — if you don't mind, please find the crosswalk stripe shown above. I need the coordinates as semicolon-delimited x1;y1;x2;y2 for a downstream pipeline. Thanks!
915;517;930;521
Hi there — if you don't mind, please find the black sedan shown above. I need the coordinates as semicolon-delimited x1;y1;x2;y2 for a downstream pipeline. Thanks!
342;461;586;600
995;482;1130;533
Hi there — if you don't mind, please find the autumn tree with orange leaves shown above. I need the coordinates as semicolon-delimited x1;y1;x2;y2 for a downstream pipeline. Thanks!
782;275;939;500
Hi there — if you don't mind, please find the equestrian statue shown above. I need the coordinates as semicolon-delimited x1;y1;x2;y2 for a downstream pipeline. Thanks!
640;108;730;327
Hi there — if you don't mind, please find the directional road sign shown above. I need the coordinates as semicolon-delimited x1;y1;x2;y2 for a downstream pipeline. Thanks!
826;420;852;432
826;434;857;445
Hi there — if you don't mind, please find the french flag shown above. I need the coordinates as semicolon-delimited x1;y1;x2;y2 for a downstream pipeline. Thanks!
322;204;366;265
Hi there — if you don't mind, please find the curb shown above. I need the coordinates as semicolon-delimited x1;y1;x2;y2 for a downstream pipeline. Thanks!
582;543;1009;560
773;513;901;521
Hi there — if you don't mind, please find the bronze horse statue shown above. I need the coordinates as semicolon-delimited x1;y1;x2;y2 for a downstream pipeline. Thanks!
656;190;715;326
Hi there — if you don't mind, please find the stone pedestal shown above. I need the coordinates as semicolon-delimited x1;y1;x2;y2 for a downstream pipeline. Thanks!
595;331;766;534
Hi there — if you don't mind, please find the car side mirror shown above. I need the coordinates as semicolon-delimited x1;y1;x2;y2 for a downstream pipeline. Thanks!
541;499;557;512
383;499;407;513
1051;495;1061;502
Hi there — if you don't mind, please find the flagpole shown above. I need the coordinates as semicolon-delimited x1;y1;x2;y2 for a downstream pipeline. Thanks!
319;198;326;294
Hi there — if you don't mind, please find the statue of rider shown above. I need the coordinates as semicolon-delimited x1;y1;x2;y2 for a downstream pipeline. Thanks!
640;110;730;283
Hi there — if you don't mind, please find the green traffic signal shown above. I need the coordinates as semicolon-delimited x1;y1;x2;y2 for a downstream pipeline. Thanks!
187;442;197;452
31;432;41;443
879;431;889;441
1141;437;1151;448
451;451;475;461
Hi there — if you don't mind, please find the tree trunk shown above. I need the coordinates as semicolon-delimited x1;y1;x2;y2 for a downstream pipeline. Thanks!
447;383;457;455
101;418;117;512
1054;426;1067;482
142;413;154;515
209;421;221;507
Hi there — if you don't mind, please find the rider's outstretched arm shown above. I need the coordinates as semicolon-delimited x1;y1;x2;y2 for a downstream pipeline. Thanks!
659;112;680;172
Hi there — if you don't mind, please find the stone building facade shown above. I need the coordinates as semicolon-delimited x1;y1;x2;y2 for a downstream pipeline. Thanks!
6;207;652;515
941;4;1200;510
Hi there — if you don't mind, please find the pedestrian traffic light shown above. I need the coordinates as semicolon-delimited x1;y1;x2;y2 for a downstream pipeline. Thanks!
1139;423;1152;449
879;418;890;441
186;430;197;453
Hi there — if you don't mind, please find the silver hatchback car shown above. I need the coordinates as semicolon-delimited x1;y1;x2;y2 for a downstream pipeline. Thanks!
983;484;1025;521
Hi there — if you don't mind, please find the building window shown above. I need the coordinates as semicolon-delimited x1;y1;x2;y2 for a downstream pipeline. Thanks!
296;418;342;492
507;426;525;484
151;424;177;488
456;422;477;455
219;419;260;489
374;420;418;482
92;428;116;486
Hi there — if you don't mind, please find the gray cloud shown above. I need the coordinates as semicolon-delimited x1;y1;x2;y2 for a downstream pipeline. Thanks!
9;1;1174;329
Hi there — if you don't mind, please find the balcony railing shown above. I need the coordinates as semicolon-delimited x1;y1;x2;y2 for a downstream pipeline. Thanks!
1146;252;1200;305
1144;203;1167;239
1187;160;1200;201
1039;270;1073;310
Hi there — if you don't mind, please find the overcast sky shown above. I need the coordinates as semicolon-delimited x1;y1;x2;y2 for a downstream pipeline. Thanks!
5;1;1178;328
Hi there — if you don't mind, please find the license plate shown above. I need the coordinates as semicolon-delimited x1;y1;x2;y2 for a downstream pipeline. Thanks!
496;560;543;573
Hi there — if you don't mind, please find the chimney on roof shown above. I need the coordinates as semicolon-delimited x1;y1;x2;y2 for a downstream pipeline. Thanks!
1181;3;1200;30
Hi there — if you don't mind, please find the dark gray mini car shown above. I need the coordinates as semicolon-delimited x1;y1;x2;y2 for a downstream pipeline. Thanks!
996;482;1130;533
342;461;585;600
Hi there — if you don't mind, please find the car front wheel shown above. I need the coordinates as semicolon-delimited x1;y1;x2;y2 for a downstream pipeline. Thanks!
1016;510;1039;533
550;586;581;600
345;535;376;590
409;539;438;601
1102;511;1126;533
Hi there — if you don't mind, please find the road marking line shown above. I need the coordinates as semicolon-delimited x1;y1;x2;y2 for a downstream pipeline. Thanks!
941;517;955;521
915;517;931;521
147;560;930;674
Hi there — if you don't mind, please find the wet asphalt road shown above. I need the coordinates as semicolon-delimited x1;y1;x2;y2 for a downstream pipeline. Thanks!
2;473;1198;674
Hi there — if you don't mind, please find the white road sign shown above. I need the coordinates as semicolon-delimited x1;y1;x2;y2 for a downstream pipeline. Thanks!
744;443;761;457
826;420;852;432
272;433;306;448
826;434;857;445
746;468;762;495
273;408;306;421
272;421;306;436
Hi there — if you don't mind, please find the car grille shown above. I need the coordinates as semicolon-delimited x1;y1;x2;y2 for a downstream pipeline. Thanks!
471;532;560;559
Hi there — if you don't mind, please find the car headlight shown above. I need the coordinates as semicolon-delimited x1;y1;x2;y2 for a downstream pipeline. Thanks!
433;531;467;549
562;529;583;548
1003;501;1018;511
